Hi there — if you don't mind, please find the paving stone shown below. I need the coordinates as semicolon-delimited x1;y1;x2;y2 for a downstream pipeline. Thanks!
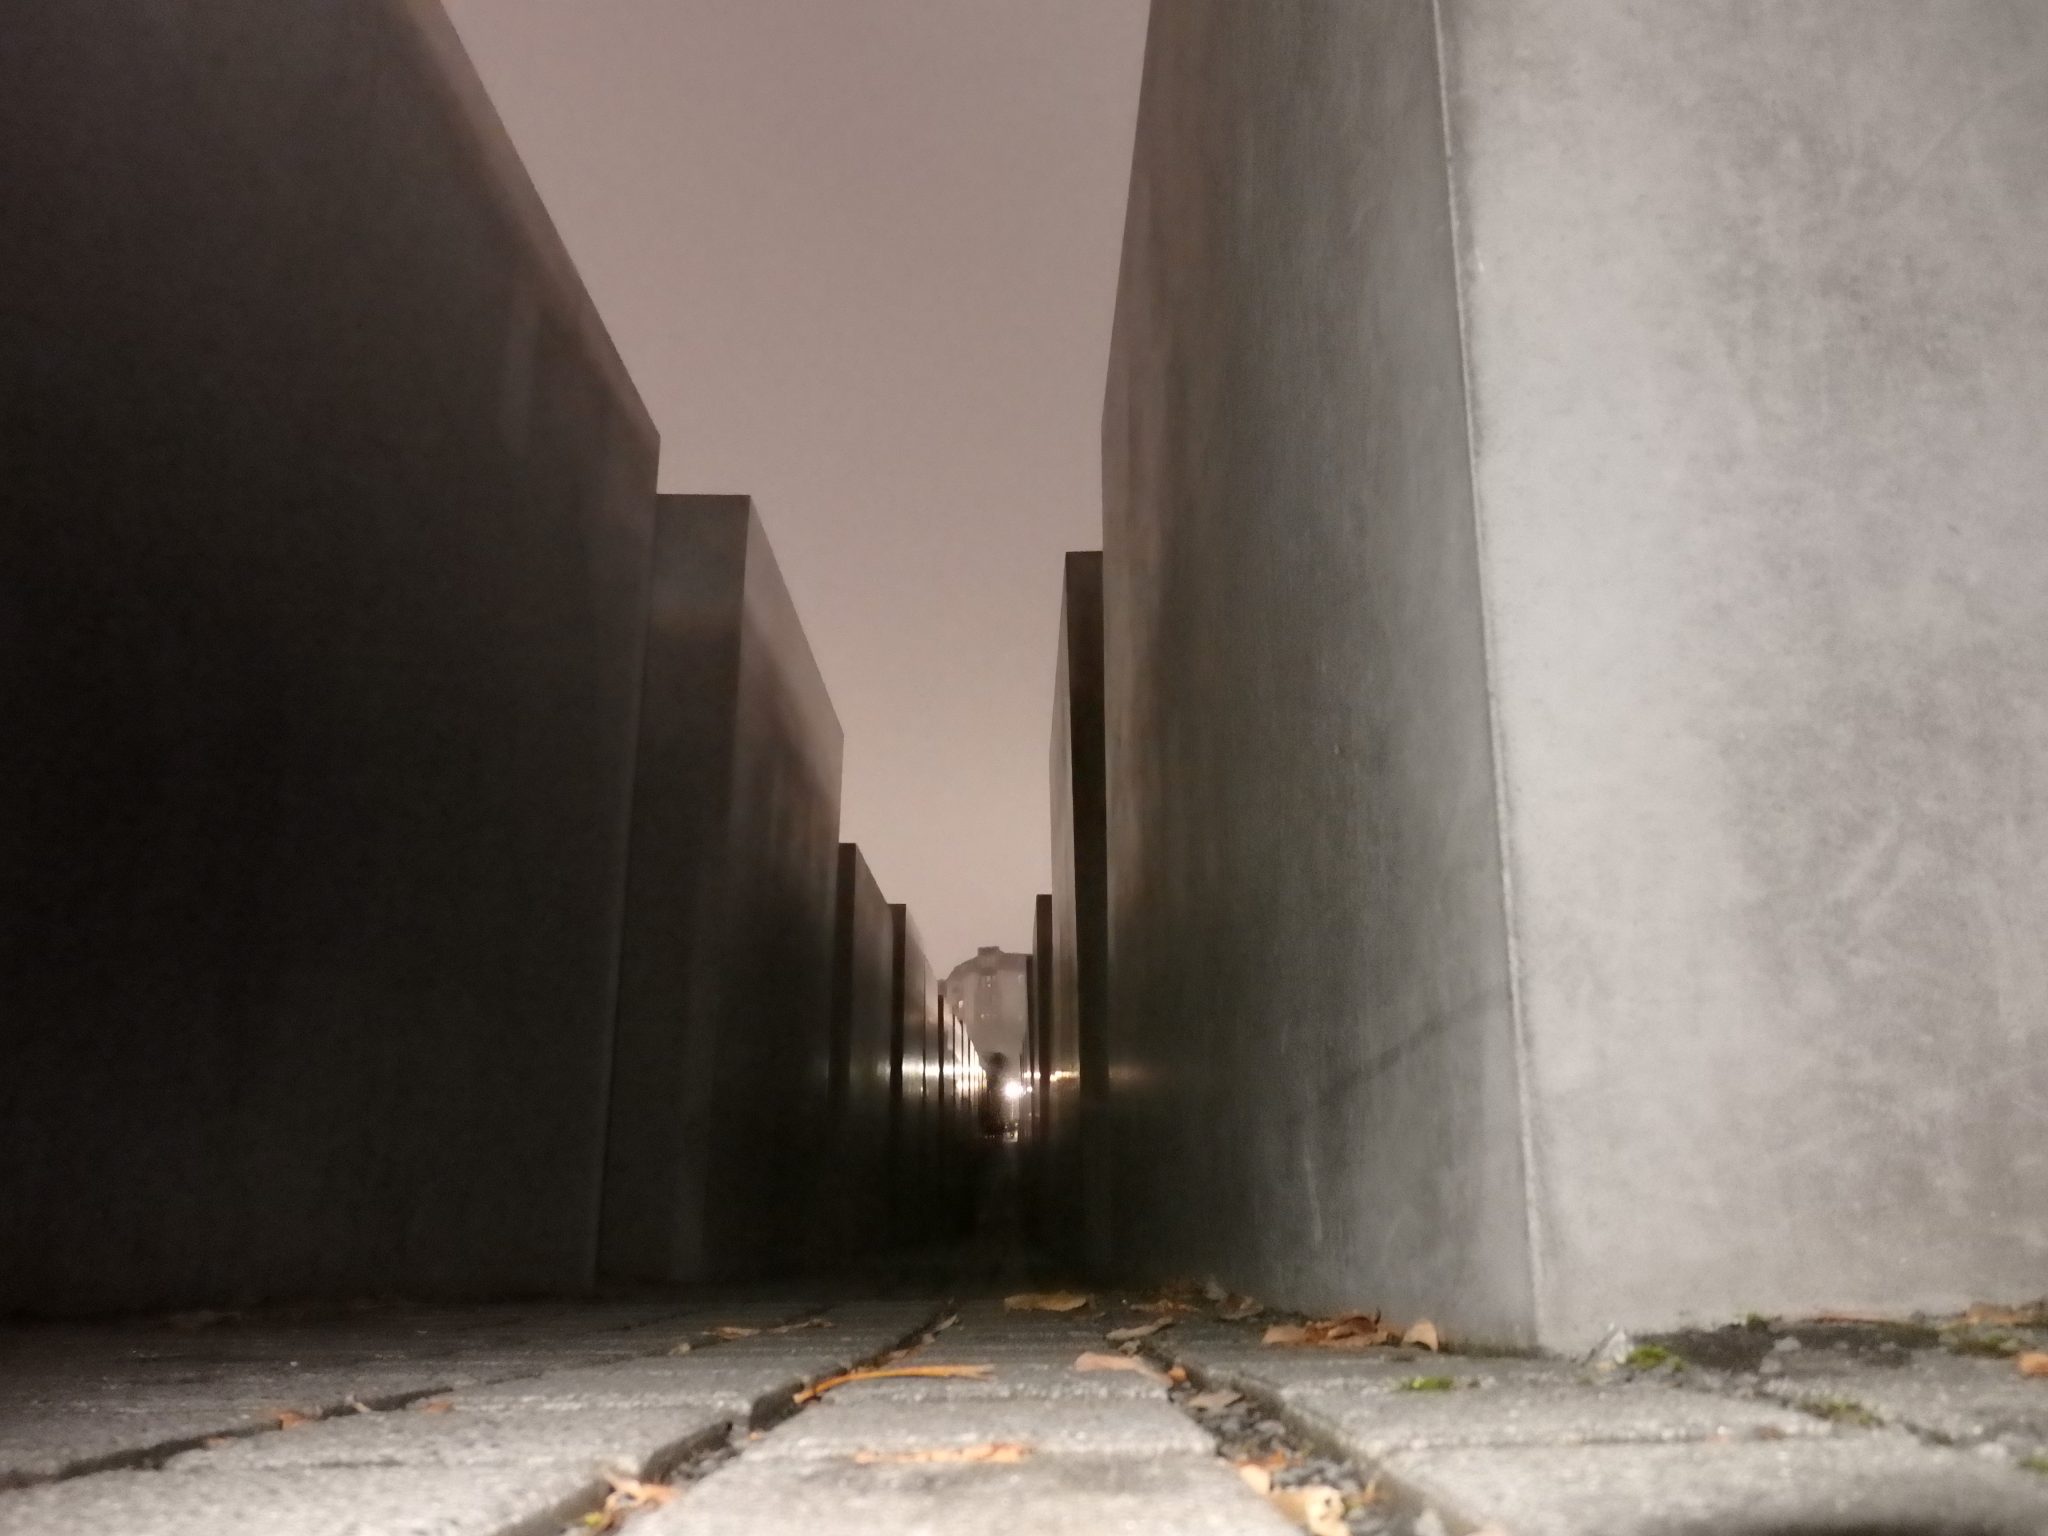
160;1402;728;1476
0;1463;602;1536
1285;1376;1823;1456
456;1357;810;1422
1755;1352;2048;1455
1380;1436;2048;1536
1169;1339;1567;1396
837;1362;1173;1403
642;1450;1302;1535
749;1397;1214;1461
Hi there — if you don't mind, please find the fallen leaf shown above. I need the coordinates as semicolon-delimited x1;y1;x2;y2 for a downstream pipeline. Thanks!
201;1436;234;1450
1264;1312;1394;1349
765;1316;832;1334
1236;1463;1274;1496
1004;1291;1090;1313
1271;1484;1348;1536
345;1398;371;1415
1106;1318;1174;1343
2018;1352;2048;1378
1217;1295;1264;1321
1403;1319;1441;1352
1188;1388;1243;1412
931;1313;961;1334
667;1341;693;1356
851;1442;1030;1465
1073;1351;1167;1379
1167;1365;1189;1385
710;1325;760;1340
275;1410;312;1430
1202;1279;1230;1303
584;1473;677;1531
1132;1297;1199;1316
413;1399;454;1414
793;1364;993;1404
1969;1299;2048;1327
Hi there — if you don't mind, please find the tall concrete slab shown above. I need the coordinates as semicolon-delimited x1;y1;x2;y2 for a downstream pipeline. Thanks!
0;0;656;1311
888;906;938;1242
1049;555;1111;1272
601;496;843;1285
825;846;895;1253
1103;0;2048;1348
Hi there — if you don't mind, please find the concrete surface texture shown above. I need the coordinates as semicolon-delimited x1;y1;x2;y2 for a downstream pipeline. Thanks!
11;1293;2046;1534
1047;553;1113;1274
1101;0;2048;1348
889;906;942;1244
602;496;844;1286
825;846;897;1253
0;0;657;1312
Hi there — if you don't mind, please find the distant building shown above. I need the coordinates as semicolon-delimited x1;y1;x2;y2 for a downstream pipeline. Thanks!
943;946;1029;1065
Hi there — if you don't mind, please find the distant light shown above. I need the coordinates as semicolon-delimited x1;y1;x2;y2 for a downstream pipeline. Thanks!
1001;1080;1028;1103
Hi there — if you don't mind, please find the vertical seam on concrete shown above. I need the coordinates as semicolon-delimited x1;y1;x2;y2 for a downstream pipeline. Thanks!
1430;0;1547;1344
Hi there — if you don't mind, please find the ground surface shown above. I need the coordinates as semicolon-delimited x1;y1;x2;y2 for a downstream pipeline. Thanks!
5;1292;2048;1534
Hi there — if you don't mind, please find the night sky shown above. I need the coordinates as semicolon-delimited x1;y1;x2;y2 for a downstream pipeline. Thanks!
444;0;1150;973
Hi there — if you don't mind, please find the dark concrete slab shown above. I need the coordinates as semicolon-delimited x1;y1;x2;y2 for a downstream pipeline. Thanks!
601;496;843;1286
0;0;657;1312
888;908;940;1244
822;848;895;1254
1047;553;1110;1273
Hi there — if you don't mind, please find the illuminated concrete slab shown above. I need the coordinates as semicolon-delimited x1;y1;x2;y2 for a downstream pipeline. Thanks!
1103;0;2048;1347
0;0;656;1310
601;496;842;1285
822;845;894;1253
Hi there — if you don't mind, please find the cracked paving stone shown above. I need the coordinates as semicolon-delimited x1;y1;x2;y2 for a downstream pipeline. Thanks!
1281;1375;1824;1455
747;1397;1215;1461
1754;1351;2048;1456
1380;1435;2048;1536
640;1453;1302;1535
0;1463;605;1536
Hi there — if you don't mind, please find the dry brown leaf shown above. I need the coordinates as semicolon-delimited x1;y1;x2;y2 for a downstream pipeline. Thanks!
1106;1317;1174;1343
1216;1295;1264;1321
2017;1352;2048;1378
1264;1311;1394;1349
582;1473;677;1531
1402;1319;1441;1352
1004;1291;1090;1313
1167;1365;1189;1385
710;1325;760;1340
1132;1297;1199;1316
1188;1388;1243;1412
275;1410;313;1430
793;1364;993;1404
413;1398;454;1414
1236;1463;1274;1496
851;1441;1030;1466
1270;1484;1348;1536
1073;1351;1165;1379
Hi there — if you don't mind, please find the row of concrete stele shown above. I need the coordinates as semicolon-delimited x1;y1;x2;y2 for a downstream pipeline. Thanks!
0;0;981;1314
1017;0;2048;1352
